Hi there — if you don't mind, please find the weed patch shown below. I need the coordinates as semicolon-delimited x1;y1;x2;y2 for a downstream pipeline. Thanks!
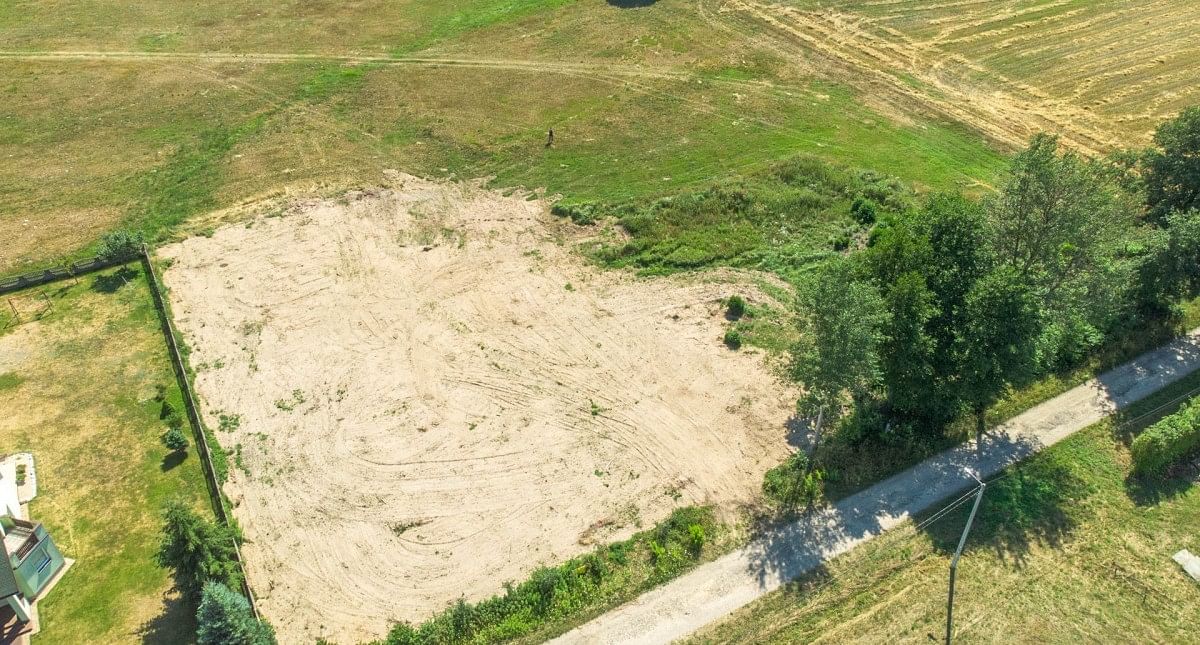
378;507;720;644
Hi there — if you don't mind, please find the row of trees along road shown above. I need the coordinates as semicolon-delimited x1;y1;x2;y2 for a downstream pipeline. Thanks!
793;107;1200;448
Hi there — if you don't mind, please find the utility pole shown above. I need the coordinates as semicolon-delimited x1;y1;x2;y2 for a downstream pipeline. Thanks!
945;479;986;645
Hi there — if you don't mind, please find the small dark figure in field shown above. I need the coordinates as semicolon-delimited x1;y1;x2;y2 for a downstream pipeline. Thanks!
546;127;555;148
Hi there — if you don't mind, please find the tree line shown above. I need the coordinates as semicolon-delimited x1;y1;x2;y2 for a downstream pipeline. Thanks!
792;107;1200;451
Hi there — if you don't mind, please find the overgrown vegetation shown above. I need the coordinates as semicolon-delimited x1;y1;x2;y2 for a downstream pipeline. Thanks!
573;156;912;280
1130;395;1200;476
761;452;823;509
377;507;718;644
775;109;1200;502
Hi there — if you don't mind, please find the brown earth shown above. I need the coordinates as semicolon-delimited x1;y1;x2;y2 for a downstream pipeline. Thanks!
159;174;798;644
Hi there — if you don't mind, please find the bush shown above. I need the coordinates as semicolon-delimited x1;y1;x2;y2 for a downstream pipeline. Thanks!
197;581;275;645
158;501;242;602
97;229;145;263
726;295;746;320
686;524;705;556
763;452;824;508
1130;397;1200;476
551;201;600;225
723;329;742;350
830;232;851;251
850;196;878;225
164;426;190;452
161;400;185;430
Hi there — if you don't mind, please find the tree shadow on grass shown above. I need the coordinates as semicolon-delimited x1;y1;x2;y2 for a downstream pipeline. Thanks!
161;450;188;472
1124;455;1198;506
91;266;141;294
743;431;1052;587
136;587;195;645
606;0;657;7
919;455;1090;568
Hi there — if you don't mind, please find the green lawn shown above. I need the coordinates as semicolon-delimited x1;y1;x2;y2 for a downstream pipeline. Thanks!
689;369;1200;644
0;266;212;643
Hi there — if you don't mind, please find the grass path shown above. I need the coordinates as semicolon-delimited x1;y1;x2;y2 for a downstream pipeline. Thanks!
554;327;1200;644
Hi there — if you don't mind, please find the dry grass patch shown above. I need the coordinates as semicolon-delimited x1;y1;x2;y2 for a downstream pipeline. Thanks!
721;0;1200;153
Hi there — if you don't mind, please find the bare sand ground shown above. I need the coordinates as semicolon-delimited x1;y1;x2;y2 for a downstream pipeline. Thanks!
160;174;798;644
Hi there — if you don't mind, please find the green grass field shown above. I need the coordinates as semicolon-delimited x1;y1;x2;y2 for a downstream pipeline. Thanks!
0;267;213;643
689;369;1200;644
0;0;1008;274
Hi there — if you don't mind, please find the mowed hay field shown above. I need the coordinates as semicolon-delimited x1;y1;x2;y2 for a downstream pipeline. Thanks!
0;267;213;643
0;0;1010;274
720;0;1200;153
160;175;799;643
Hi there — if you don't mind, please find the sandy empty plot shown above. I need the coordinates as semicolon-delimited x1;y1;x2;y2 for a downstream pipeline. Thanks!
160;174;796;644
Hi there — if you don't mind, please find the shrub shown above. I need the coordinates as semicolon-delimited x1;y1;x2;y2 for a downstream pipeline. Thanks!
164;426;190;452
850;196;878;225
726;295;746;320
384;623;419;645
830;233;851;251
686;524;705;556
723;329;742;350
161;400;185;429
551;201;601;225
763;452;824;508
197;581;275;645
1130;397;1200;476
97;229;145;263
158;501;242;602
14;465;26;486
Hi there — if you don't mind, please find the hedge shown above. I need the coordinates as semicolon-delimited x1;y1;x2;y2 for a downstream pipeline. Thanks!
1130;396;1200;475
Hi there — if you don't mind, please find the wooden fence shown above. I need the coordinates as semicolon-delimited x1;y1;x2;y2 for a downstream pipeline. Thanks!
139;245;260;619
0;257;123;295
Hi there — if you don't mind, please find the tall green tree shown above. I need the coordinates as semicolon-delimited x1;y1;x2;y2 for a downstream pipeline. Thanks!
862;194;993;425
791;258;889;417
1139;209;1200;310
878;272;937;417
1143;106;1200;222
957;268;1041;443
197;582;276;645
987;134;1138;368
157;501;242;602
